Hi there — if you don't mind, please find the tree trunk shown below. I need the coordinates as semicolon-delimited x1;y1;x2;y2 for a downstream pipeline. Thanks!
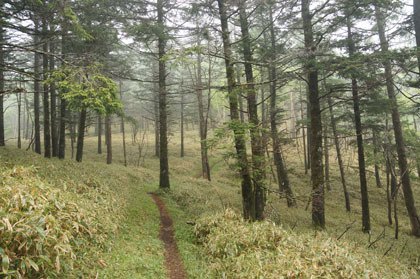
70;112;75;159
302;0;325;228
34;19;41;154
58;97;66;159
50;39;58;157
306;86;311;170
328;96;351;213
120;82;127;166
154;75;160;157
375;5;420;237
98;116;102;154
0;26;4;147
76;107;87;162
346;16;370;231
323;124;330;191
106;115;112;164
217;0;255;221
196;36;210;180
300;92;308;174
239;0;266;220
414;0;420;71
157;0;170;188
236;65;245;123
18;93;21;148
24;93;30;140
372;128;382;188
386;154;393;225
180;92;184;157
42;20;51;158
268;3;295;207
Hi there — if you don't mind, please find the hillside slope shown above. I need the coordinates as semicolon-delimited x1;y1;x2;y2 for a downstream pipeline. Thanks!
1;131;419;278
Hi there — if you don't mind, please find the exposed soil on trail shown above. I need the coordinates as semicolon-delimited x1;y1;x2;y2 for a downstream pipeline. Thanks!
149;193;187;279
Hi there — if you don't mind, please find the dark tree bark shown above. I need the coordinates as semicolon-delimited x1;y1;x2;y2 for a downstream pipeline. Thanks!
50;38;58;157
0;26;4;147
268;3;295;207
346;16;370;231
306;86;311;170
76;107;87;162
239;0;266;220
58;97;66;159
106;115;112;164
157;0;170;189
414;0;420;71
302;0;325;228
217;0;255;221
42;20;51;158
375;5;420;237
98;116;102;154
34;19;41;154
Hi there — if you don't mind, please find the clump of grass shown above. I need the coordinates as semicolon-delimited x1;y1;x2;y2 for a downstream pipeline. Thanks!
0;149;124;278
194;209;417;279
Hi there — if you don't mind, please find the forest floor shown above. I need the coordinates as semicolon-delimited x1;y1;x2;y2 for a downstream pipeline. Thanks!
1;129;420;278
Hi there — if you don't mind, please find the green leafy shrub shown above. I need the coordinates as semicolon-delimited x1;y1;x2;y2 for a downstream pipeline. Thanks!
0;162;121;278
194;209;417;279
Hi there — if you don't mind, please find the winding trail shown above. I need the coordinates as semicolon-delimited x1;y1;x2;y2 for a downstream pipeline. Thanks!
149;193;187;279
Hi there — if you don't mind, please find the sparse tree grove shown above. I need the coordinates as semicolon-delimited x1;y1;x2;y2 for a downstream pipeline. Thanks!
2;0;420;240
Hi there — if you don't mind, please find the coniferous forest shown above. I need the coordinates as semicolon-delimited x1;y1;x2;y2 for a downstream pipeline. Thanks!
1;0;420;278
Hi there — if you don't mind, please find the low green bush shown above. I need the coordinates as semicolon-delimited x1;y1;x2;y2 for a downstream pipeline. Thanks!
194;209;417;279
0;161;121;278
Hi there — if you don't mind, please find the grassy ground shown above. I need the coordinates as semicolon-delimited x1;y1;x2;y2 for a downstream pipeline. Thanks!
2;126;420;277
80;127;419;271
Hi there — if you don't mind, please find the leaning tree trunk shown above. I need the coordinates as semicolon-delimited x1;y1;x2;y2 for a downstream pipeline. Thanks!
268;3;295;207
346;15;370;231
375;5;420;237
75;107;87;162
157;0;170;189
217;0;255;221
239;0;266;220
302;0;325;228
328;96;351;213
42;20;51;158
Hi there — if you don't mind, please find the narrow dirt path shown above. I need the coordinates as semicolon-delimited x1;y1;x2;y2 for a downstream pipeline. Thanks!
149;193;187;279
